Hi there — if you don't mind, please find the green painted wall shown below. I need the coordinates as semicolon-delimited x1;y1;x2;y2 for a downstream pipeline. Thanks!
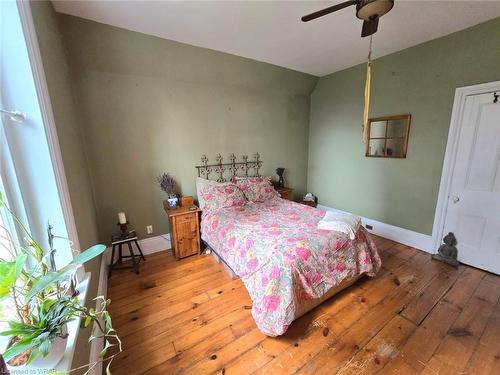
57;15;317;243
308;17;500;235
30;2;101;372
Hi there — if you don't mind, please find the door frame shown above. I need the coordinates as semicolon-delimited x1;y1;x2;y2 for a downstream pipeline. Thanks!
432;80;500;252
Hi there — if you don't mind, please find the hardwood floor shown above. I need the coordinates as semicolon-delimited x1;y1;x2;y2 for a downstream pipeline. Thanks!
107;236;500;374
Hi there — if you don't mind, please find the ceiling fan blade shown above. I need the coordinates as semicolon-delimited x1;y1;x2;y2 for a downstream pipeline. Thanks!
361;18;379;37
301;0;358;22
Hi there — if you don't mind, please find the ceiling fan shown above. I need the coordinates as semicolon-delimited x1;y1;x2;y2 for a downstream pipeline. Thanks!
301;0;394;37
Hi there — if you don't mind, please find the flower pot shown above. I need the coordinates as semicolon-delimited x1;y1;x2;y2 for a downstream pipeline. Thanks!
7;326;68;370
167;195;179;208
31;334;67;369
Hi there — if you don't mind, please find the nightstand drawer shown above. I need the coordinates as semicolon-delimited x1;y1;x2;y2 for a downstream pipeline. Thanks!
176;212;196;224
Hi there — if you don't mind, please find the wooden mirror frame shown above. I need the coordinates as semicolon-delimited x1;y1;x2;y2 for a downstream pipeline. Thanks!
365;114;411;158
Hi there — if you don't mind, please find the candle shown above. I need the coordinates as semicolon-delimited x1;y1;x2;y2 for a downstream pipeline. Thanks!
118;212;127;224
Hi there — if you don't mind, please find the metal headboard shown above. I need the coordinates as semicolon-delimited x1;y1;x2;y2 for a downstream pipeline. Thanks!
195;153;262;182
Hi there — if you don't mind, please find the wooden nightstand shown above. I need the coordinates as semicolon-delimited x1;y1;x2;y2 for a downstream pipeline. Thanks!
301;200;318;208
163;202;201;260
275;187;294;201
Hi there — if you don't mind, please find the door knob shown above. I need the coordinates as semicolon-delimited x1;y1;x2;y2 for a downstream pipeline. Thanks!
452;196;460;204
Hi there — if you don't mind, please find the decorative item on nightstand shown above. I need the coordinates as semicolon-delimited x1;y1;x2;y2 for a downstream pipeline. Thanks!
156;172;179;208
302;192;318;208
163;201;201;260
276;167;285;188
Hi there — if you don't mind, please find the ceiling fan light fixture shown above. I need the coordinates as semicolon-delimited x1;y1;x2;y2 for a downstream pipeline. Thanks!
356;0;394;21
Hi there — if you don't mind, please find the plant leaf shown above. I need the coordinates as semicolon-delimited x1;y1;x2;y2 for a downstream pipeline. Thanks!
2;337;36;361
99;339;114;357
72;244;106;265
106;359;113;375
0;254;26;298
24;264;78;303
38;338;52;357
24;244;106;303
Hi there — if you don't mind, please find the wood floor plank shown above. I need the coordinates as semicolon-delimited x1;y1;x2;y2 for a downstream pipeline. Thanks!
400;265;461;325
118;285;251;351
116;284;247;338
113;307;252;374
382;300;463;374
144;327;236;375
110;267;227;308
482;272;500;287
109;255;217;296
181;328;266;374
381;265;484;374
109;270;232;317
335;315;417;375
384;243;417;261
295;273;438;375
462;297;500;375
106;239;497;375
420;278;500;375
441;266;486;309
108;250;176;286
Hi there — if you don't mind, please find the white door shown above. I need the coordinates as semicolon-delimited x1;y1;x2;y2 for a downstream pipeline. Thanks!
443;92;500;274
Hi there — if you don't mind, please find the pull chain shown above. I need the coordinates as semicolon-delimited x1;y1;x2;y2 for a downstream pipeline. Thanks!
363;35;373;143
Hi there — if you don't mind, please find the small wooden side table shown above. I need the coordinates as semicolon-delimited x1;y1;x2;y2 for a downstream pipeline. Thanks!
109;232;146;277
163;202;202;260
275;186;294;201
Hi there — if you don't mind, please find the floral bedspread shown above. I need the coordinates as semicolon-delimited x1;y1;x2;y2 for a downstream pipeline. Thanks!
201;199;381;336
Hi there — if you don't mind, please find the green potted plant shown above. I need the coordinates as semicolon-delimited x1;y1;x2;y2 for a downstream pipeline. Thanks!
0;194;122;373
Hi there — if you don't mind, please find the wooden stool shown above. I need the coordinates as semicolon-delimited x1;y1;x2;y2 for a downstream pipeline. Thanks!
109;233;146;277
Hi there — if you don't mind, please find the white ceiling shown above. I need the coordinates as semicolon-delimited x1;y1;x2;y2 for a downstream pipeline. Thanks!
52;1;500;76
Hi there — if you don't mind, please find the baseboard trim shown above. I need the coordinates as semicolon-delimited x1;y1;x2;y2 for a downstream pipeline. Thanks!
101;233;172;268
89;233;171;373
317;205;434;253
138;233;172;255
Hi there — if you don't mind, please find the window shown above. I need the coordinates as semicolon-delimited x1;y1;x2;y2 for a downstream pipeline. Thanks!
1;0;75;270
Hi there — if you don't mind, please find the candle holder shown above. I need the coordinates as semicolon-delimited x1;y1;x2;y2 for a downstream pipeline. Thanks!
117;222;129;237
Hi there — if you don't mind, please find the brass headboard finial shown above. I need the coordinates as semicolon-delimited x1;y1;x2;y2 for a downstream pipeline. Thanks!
195;153;262;181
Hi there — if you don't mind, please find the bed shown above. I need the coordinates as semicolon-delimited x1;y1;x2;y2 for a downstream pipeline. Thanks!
196;154;381;336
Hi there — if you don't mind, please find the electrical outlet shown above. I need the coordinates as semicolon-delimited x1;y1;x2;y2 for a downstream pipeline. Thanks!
365;224;373;230
146;225;153;234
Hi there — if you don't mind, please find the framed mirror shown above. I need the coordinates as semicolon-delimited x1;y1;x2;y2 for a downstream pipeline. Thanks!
365;114;411;158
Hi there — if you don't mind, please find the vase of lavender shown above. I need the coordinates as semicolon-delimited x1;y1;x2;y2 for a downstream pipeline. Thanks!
156;173;178;208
